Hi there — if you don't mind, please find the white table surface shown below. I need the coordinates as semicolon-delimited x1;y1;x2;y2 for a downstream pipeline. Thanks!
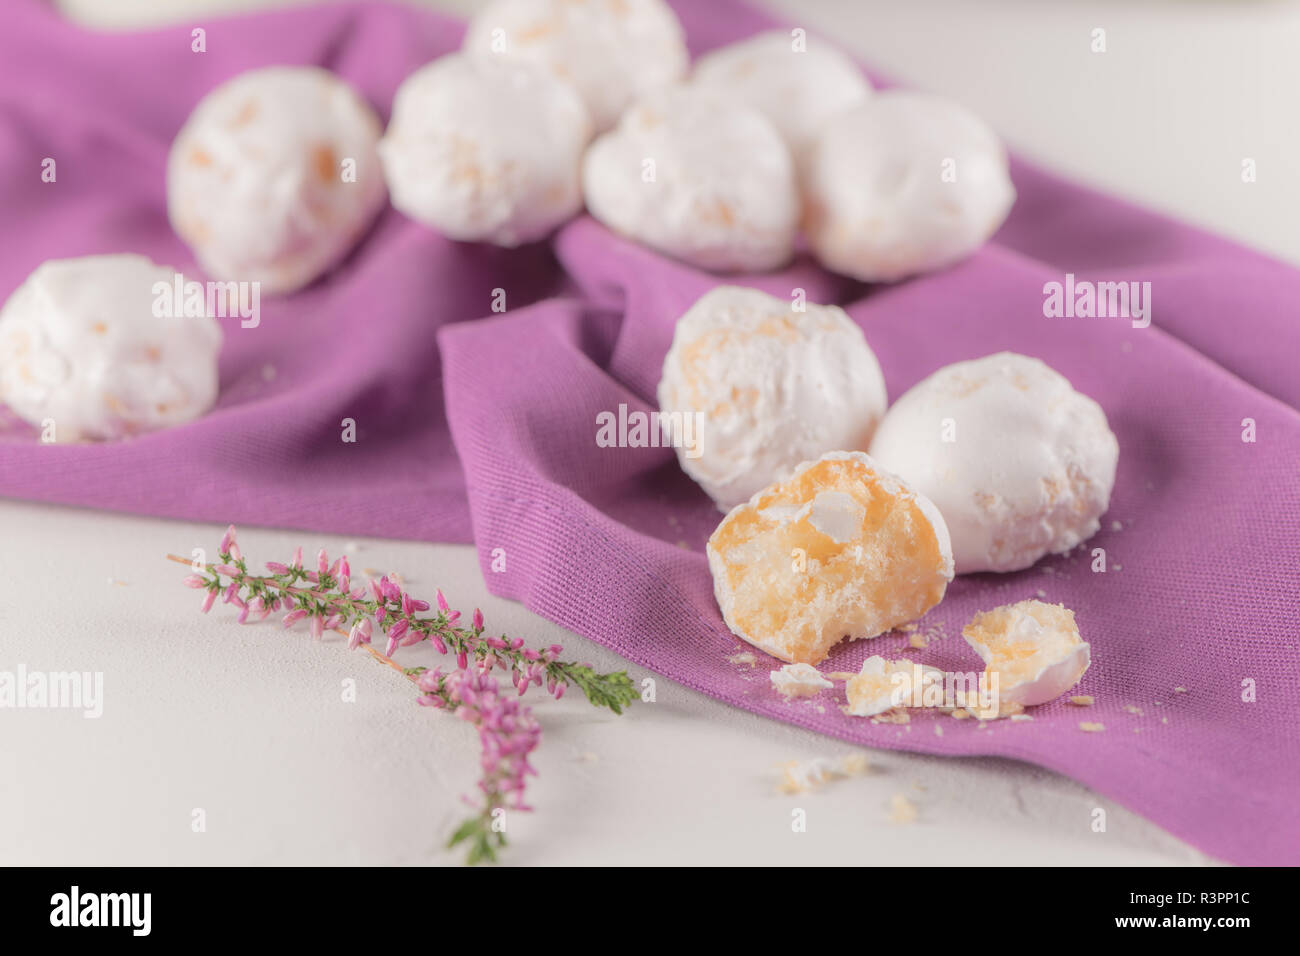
11;0;1287;865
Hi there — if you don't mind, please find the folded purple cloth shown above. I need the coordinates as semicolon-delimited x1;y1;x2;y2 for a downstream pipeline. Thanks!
2;0;1297;865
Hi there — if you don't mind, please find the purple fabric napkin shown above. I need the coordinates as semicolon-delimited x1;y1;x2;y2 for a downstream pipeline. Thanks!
2;0;1298;866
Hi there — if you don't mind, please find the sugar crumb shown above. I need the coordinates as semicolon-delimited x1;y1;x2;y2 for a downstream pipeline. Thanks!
888;793;919;824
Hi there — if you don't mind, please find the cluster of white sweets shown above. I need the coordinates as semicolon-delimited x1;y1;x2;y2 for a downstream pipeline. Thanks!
0;4;1014;445
655;286;1116;668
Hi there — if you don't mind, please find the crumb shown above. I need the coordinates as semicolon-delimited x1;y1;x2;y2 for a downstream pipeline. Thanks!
1113;563;1122;571
776;754;868;794
933;723;944;736
1110;520;1122;532
1069;695;1095;706
1010;713;1033;722
1035;589;1046;599
1160;716;1168;724
908;632;929;649
1173;686;1187;694
261;363;277;381
950;709;971;720
896;622;919;633
871;709;911;725
839;753;871;777
888;793;919;824
1079;721;1106;733
727;650;757;667
825;671;857;681
770;662;832;698
1123;704;1144;716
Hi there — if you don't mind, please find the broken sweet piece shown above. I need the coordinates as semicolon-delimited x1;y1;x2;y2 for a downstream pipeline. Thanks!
657;286;887;511
770;663;834;699
708;451;953;665
845;656;944;717
962;600;1091;706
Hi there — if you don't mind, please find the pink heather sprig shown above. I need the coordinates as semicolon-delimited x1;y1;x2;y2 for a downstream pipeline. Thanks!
180;526;635;713
173;525;637;864
418;667;541;864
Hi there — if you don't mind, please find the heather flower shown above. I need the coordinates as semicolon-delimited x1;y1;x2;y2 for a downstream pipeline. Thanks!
170;525;638;865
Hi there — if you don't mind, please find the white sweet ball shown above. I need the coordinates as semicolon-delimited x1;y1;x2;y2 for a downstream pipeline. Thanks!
583;88;800;272
462;0;688;132
379;53;591;247
0;255;222;441
658;286;887;510
868;352;1119;574
803;90;1016;282
690;30;871;156
167;66;387;295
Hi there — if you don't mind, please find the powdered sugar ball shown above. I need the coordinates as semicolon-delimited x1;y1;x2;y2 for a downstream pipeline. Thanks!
462;0;688;132
803;90;1015;282
868;352;1118;574
379;53;591;247
0;255;222;441
583;88;800;272
658;286;887;510
167;66;387;295
690;30;871;156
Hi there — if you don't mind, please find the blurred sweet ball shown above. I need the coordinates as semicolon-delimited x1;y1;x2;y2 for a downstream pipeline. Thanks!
0;255;222;441
462;0;688;133
167;66;387;295
583;87;800;272
689;29;872;158
707;451;953;665
962;600;1091;705
379;53;591;247
869;352;1118;574
802;90;1016;282
658;286;887;510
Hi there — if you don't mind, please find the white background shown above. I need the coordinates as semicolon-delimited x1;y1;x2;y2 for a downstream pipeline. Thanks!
10;0;1285;864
